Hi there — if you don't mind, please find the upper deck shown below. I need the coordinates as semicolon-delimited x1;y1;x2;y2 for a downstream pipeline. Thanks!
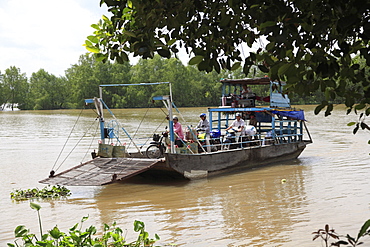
220;77;290;109
206;78;308;143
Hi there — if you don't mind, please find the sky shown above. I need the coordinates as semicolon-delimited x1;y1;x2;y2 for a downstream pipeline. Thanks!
0;0;258;78
0;0;112;77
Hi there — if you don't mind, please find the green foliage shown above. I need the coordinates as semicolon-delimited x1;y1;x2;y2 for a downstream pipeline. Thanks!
87;0;369;135
1;54;260;110
7;203;163;247
29;69;69;110
1;66;28;110
10;185;71;201
313;220;370;246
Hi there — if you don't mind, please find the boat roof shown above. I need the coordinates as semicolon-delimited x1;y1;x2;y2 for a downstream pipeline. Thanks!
220;77;286;86
208;106;297;113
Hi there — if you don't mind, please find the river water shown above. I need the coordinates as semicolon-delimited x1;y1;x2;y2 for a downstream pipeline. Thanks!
1;106;369;246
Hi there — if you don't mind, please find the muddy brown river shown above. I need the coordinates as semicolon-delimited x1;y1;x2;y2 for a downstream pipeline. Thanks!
1;106;369;246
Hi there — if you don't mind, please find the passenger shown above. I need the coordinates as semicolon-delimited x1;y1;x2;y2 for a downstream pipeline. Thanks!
241;85;256;99
173;116;184;147
225;113;245;142
249;113;258;127
196;113;211;152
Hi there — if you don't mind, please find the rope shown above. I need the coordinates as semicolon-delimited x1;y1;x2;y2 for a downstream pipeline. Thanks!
53;118;98;173
81;120;100;162
100;99;142;153
51;108;84;172
126;107;150;151
139;115;168;148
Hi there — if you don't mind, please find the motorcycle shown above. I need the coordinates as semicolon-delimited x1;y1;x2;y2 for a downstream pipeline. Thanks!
146;127;169;159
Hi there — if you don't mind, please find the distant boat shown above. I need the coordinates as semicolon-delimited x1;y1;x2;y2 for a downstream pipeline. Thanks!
40;78;312;186
1;103;19;111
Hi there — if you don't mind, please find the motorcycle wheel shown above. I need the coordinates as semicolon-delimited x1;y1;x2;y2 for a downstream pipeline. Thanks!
146;144;162;159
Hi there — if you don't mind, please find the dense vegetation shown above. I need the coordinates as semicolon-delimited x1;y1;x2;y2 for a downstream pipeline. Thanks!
8;203;161;247
87;0;369;119
86;0;369;140
0;54;344;111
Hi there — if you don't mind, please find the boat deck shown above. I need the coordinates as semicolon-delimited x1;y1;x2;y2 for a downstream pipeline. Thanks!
39;157;162;186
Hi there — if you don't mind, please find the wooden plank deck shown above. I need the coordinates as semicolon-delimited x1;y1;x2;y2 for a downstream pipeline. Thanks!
39;157;162;186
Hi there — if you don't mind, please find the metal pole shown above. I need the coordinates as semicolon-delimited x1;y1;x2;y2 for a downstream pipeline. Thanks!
168;83;175;153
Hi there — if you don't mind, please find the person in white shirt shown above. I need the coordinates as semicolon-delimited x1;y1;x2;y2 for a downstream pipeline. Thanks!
226;113;245;133
226;113;245;142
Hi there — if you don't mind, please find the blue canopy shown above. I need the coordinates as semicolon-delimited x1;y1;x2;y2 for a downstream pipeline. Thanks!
271;110;306;121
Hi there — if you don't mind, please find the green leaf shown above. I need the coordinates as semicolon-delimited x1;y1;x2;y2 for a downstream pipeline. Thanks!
347;122;356;126
70;232;81;242
278;63;291;76
87;35;99;44
120;51;129;62
361;122;370;130
91;24;99;30
87;225;97;235
69;223;78;231
230;62;241;71
122;31;136;38
49;226;61;239
258;64;269;73
314;103;327;115
134;220;144;232
188;55;204;65
102;15;110;22
14;225;28;237
95;53;107;62
157;49;171;58
266;42;275;51
127;0;133;8
353;123;359;134
81;215;89;222
198;60;209;71
167;39;176;46
260;21;276;29
30;202;41;211
325;103;333;116
213;59;221;73
357;219;370;240
86;46;100;53
85;40;92;47
355;103;366;110
220;15;231;27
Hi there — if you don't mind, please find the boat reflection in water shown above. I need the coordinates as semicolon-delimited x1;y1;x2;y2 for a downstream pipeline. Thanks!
88;159;308;246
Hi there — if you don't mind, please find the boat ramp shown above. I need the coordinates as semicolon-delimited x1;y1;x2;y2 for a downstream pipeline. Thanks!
39;158;162;186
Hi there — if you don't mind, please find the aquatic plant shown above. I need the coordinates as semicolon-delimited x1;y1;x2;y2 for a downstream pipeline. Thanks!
10;185;71;201
313;220;370;246
7;202;162;247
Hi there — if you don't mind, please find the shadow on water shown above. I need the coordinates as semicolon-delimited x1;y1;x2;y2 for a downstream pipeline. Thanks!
117;174;192;187
83;158;311;246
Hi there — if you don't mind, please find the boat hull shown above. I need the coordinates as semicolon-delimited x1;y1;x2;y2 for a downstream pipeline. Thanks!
164;141;307;179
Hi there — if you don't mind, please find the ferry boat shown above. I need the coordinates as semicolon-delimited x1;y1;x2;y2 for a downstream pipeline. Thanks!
40;78;312;186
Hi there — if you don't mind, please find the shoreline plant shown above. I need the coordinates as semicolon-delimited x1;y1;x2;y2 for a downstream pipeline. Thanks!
313;220;370;246
7;202;162;247
10;185;71;201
